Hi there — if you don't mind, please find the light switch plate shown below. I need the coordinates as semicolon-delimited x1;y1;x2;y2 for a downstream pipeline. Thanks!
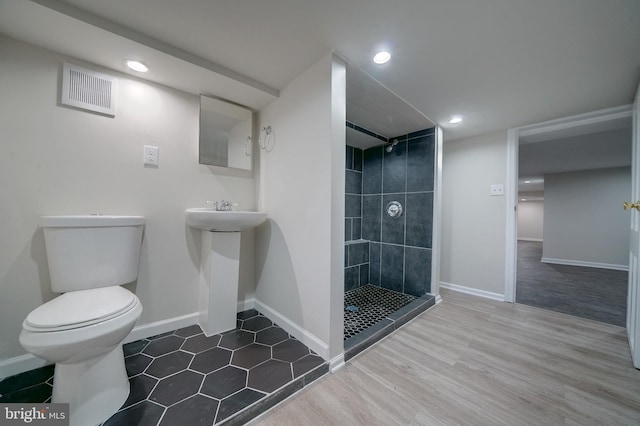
490;184;504;196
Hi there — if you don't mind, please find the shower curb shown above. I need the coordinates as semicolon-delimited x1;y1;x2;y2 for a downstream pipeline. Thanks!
344;294;436;361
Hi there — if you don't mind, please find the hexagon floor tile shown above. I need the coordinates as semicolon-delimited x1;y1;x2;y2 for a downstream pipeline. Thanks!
110;310;327;425
0;310;328;426
1;291;436;424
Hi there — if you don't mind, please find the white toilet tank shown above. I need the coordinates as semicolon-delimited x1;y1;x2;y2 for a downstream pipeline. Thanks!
40;215;145;293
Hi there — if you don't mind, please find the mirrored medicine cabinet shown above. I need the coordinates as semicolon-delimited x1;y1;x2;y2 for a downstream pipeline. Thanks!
199;95;253;171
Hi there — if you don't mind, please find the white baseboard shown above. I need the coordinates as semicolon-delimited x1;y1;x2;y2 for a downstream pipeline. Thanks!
329;354;345;373
435;294;443;304
128;297;256;343
253;300;330;360
125;312;199;344
1;312;201;380
518;238;543;242
238;297;256;312
0;353;49;381
1;297;259;380
440;282;505;302
541;257;628;271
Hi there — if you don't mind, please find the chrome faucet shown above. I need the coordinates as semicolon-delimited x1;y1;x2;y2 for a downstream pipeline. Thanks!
205;200;233;211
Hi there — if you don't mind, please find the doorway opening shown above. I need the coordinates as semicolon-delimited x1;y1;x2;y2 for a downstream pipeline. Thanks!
505;106;633;326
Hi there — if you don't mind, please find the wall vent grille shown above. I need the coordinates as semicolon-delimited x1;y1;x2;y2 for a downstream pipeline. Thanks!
61;63;117;116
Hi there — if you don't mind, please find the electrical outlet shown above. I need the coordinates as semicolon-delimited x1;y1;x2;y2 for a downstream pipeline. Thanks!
144;145;159;166
490;184;504;196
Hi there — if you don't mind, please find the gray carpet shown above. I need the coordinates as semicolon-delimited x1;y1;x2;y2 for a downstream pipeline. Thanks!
516;241;627;326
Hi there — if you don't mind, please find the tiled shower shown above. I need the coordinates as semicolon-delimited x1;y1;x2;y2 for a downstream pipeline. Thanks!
345;126;435;295
343;124;436;350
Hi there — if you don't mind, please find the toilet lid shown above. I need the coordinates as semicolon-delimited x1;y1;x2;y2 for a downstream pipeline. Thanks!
25;287;138;331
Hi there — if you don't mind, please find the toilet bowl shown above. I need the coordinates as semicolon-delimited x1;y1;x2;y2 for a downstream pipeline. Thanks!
19;215;144;426
20;287;142;425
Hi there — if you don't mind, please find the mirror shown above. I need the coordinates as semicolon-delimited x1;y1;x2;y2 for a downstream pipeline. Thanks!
199;95;253;171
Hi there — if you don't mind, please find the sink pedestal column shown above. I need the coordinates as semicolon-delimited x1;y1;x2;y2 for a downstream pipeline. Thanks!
199;231;241;336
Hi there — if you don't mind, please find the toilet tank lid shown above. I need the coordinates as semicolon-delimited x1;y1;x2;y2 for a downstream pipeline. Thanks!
40;215;145;227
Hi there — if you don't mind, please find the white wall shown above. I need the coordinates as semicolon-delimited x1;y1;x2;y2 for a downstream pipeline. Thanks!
0;37;257;363
517;201;544;241
441;131;508;297
255;53;345;360
543;167;630;268
519;127;632;176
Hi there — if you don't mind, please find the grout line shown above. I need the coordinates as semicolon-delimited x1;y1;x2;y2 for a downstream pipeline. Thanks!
403;139;408;295
212;394;222;425
362;190;434;196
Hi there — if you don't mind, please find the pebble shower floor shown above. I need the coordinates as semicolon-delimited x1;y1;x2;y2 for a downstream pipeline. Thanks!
343;284;418;340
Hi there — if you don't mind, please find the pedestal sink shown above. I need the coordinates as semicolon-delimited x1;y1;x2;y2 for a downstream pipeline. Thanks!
186;208;267;336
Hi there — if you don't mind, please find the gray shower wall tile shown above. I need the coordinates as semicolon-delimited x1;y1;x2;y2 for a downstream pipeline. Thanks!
354;148;363;172
346;170;362;195
345;266;359;292
382;140;407;194
363;146;383;194
404;247;431;296
348;126;435;297
380;244;404;293
348;242;369;266
381;194;406;245
346;145;354;170
359;265;369;286
344;247;348;267
345;219;352;241
352;218;362;240
362;195;381;242
406;135;435;193
345;194;361;218
369;243;381;286
405;192;433;249
343;241;370;290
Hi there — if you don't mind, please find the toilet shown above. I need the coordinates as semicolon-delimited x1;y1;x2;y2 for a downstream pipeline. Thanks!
20;215;145;426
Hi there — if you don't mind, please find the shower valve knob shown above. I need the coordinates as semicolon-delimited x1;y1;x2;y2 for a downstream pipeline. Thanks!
386;201;403;218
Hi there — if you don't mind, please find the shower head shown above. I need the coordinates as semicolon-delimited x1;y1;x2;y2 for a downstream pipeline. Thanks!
385;139;399;153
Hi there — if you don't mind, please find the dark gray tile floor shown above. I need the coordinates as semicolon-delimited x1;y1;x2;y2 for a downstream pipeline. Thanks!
516;241;628;326
0;310;327;425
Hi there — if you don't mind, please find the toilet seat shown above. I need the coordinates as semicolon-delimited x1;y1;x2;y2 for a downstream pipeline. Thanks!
24;287;138;332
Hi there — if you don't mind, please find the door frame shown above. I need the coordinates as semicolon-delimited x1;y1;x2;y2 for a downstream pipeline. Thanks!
432;126;444;303
504;105;633;302
628;83;640;367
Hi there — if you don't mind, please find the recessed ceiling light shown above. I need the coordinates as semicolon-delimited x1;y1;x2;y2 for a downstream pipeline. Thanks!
126;60;148;73
373;51;391;65
449;116;463;124
524;180;531;183
520;198;527;201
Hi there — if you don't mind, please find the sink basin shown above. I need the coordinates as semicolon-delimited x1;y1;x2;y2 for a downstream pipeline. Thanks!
185;208;267;232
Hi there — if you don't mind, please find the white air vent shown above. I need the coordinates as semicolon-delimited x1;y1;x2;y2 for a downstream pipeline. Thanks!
61;62;117;116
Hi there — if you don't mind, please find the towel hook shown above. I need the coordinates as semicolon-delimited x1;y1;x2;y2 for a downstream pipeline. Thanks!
259;125;275;151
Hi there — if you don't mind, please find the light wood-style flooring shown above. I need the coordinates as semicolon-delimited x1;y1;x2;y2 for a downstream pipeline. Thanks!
250;289;640;426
